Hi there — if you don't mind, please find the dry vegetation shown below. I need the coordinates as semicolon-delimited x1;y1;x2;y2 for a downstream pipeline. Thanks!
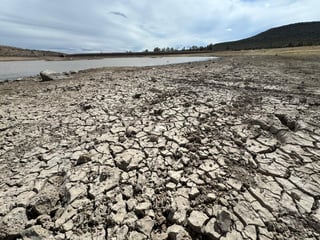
212;45;320;57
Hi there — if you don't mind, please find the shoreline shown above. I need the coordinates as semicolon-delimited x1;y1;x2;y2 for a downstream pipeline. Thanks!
0;52;217;62
0;54;319;239
0;56;217;82
0;45;319;62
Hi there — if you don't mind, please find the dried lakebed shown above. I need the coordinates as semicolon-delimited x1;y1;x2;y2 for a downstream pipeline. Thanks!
0;55;319;240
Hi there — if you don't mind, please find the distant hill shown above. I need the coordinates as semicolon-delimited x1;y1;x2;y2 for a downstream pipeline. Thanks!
0;45;63;57
210;22;320;51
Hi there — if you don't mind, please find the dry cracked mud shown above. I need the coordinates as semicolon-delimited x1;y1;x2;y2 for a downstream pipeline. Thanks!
0;55;319;240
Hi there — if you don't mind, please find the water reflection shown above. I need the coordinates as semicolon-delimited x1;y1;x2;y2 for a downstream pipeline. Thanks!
0;56;216;81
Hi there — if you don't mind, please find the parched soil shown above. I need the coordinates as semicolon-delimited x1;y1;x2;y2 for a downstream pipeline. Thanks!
0;55;319;240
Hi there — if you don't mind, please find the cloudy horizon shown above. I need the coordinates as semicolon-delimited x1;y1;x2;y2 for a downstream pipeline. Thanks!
0;0;319;53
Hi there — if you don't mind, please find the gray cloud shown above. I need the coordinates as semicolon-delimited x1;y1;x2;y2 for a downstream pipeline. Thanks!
109;11;128;19
0;0;319;53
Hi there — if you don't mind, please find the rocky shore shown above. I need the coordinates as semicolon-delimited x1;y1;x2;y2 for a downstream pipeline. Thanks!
0;55;319;239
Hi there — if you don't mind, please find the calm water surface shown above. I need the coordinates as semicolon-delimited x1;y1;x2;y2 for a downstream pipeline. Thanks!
0;56;216;81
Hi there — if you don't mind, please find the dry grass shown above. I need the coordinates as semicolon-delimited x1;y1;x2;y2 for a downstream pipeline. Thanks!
0;56;70;62
212;45;320;57
0;57;40;61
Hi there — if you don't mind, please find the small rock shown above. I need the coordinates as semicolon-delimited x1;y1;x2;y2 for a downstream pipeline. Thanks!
123;212;138;229
218;198;229;207
0;207;28;239
115;149;144;171
203;218;221;240
28;188;59;217
21;225;50;240
216;183;227;191
207;193;217;202
290;192;301;201
111;209;127;225
171;196;190;224
223;231;244;240
127;198;138;212
216;210;232;234
187;210;209;233
242;225;257;240
167;224;192;240
135;201;152;217
115;225;129;240
168;170;183;183
185;143;197;152
133;184;143;196
149;135;159;143
79;102;93;111
54;205;77;228
36;214;53;230
67;184;87;203
166;182;177;191
122;185;133;199
171;209;188;225
88;167;120;197
128;231;147;240
135;216;154;236
189;187;200;200
132;93;143;99
76;154;91;165
266;221;288;233
126;126;137;137
16;191;37;207
62;220;74;232
54;233;66;240
39;70;56;81
153;108;164;116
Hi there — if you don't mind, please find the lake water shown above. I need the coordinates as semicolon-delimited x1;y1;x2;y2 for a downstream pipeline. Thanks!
0;56;216;81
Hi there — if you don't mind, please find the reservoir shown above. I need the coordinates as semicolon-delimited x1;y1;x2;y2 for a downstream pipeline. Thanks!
0;56;216;81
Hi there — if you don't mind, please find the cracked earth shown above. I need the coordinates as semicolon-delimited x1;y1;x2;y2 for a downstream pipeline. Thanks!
0;55;319;240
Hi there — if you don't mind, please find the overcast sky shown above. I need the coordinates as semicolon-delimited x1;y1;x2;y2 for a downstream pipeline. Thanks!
0;0;319;53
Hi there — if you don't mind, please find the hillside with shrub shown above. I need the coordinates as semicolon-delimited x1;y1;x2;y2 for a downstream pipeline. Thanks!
0;45;63;57
209;22;320;51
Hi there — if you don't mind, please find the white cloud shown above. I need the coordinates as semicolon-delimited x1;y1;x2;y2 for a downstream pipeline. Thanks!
0;0;319;53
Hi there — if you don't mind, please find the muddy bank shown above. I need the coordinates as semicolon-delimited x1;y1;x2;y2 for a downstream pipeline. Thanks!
0;55;319;239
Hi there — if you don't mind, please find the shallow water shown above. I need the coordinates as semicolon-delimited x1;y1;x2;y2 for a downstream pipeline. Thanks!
0;56;216;81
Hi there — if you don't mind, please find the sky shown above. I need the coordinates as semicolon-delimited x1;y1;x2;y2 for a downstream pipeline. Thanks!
0;0;319;53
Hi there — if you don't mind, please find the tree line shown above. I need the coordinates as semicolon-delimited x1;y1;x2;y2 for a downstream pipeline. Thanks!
146;44;216;53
